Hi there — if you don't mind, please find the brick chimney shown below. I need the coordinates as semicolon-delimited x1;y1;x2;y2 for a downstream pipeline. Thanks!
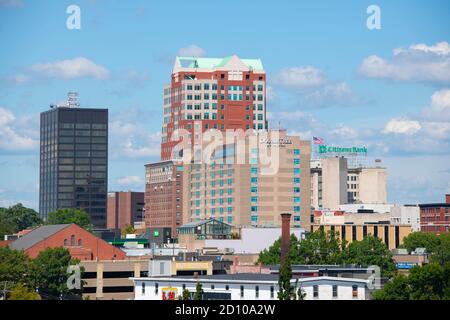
446;194;450;204
280;213;292;263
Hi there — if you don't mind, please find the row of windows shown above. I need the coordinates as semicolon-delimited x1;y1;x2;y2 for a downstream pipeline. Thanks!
312;285;359;298
59;123;107;130
63;235;82;247
184;84;264;92
185;93;264;101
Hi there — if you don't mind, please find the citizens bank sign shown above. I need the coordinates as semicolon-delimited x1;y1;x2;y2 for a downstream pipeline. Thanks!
319;145;368;154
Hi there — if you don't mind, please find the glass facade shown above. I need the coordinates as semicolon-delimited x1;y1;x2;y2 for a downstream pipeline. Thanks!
39;107;108;228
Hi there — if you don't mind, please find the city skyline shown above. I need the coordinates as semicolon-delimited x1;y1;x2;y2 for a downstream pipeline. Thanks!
1;0;450;210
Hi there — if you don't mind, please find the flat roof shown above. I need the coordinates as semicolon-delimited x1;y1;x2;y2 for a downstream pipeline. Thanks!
130;274;369;285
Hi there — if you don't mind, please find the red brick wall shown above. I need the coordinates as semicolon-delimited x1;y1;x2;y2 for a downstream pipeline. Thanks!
25;224;126;260
107;192;144;230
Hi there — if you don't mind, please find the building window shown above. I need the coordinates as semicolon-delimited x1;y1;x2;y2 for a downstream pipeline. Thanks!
211;284;215;290
64;239;68;247
313;285;319;298
270;286;274;298
225;285;229;291
384;226;389;247
78;239;82;247
352;226;357;241
255;285;259;298
352;285;358;298
240;285;244;298
395;226;400;248
70;235;75;247
155;283;159;294
182;284;186;290
332;285;338;298
142;282;145;295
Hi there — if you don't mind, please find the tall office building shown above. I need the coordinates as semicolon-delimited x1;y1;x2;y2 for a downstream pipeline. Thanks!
182;130;311;230
145;55;268;233
144;161;184;235
39;93;108;228
161;55;267;160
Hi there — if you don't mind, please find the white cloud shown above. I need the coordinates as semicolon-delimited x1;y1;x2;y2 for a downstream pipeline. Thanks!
359;41;450;85
178;45;206;57
266;85;277;103
272;66;359;107
109;107;161;159
272;66;327;90
116;176;144;186
421;89;450;122
30;57;110;80
304;82;359;108
383;118;421;135
0;107;38;151
330;124;358;139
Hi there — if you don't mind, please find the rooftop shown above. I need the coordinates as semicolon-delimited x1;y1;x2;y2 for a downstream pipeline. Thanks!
9;224;72;251
173;55;264;73
131;274;370;284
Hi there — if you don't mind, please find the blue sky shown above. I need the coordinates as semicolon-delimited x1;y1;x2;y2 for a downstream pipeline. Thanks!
0;0;449;209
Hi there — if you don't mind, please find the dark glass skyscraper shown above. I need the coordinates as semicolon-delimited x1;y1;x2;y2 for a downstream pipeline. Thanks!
39;95;108;228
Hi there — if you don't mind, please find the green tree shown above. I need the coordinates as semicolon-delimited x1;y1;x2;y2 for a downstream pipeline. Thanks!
372;274;411;300
297;229;344;265
8;282;41;300
0;204;42;237
408;263;446;300
373;263;450;300
258;234;301;265
342;235;396;277
0;247;32;288
6;204;42;231
30;247;81;298
179;289;191;300
0;209;16;237
121;224;135;236
277;257;293;300
193;282;203;300
430;234;450;266
47;208;92;230
402;232;440;253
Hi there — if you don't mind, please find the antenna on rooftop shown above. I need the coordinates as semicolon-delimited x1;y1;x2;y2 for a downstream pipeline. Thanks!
67;91;80;108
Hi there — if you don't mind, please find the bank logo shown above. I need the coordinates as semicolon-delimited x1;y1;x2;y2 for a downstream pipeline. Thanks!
319;145;327;154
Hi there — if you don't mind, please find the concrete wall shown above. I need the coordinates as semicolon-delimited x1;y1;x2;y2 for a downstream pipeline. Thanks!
322;157;348;210
134;277;368;300
359;168;387;204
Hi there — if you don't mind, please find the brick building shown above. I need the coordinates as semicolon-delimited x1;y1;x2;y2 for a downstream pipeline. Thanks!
107;191;145;230
419;194;450;233
9;224;125;260
144;161;183;235
160;55;267;160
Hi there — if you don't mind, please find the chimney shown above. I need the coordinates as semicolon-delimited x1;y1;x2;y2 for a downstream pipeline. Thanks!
280;213;292;263
446;194;450;204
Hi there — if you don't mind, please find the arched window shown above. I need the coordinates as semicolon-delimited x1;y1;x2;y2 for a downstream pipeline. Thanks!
64;239;68;247
78;239;82;247
70;235;75;246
